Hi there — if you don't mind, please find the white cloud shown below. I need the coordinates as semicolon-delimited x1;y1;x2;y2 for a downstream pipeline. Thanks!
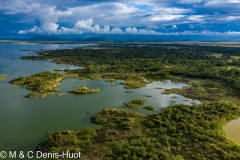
204;0;240;11
16;19;117;35
15;19;240;37
187;15;205;22
17;19;160;35
6;1;194;30
75;19;94;31
73;19;115;34
220;16;240;21
18;25;38;34
110;28;124;34
42;23;60;34
226;31;240;35
2;2;72;34
125;27;139;34
149;15;184;22
171;25;177;29
60;27;78;34
67;2;140;27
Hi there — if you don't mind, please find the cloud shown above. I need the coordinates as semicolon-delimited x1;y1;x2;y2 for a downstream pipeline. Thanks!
171;25;178;29
75;19;94;31
125;27;139;34
1;1;72;34
18;18;161;35
226;31;240;35
204;0;240;12
1;0;240;38
1;1;195;29
149;15;185;22
18;25;38;34
220;15;240;21
17;18;240;37
187;15;205;22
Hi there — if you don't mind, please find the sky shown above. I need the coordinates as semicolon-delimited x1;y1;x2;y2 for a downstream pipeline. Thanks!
1;0;240;41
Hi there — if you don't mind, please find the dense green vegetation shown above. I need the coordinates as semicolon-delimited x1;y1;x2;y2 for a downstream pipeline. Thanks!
13;43;240;159
143;105;156;111
9;71;67;98
0;74;8;80
37;102;240;160
123;98;146;109
120;79;150;89
68;85;100;94
25;92;38;98
21;44;240;92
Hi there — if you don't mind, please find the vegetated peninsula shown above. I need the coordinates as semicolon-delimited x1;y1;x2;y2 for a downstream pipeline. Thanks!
11;43;240;159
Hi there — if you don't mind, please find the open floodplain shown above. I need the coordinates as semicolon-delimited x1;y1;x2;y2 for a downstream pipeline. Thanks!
1;42;240;159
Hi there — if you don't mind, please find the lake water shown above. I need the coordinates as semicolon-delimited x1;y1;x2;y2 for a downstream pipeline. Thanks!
0;43;201;159
224;118;240;145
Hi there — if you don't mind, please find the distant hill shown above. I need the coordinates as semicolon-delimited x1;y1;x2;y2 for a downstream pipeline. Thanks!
84;37;112;42
26;36;64;41
126;38;142;42
67;37;83;41
154;39;166;42
183;39;195;42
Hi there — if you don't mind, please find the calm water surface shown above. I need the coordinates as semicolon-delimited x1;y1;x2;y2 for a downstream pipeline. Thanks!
0;43;201;159
224;118;240;145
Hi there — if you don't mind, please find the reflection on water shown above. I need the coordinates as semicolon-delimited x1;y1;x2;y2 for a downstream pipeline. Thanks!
224;118;240;145
0;43;201;158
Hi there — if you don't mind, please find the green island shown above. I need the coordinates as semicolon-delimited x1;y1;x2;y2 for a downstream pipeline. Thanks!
25;92;38;98
123;98;147;109
8;71;86;98
143;105;157;111
9;71;65;98
0;74;8;80
119;78;150;89
68;86;100;94
11;43;240;159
